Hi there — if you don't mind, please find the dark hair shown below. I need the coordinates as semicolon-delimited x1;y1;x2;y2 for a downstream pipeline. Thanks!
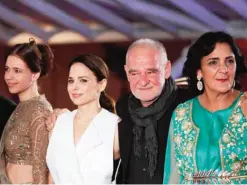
8;38;54;77
183;31;247;97
69;54;116;113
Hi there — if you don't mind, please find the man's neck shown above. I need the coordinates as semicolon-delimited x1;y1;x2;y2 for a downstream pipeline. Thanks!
141;97;159;107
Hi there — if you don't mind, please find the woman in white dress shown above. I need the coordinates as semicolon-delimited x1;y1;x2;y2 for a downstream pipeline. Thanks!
46;54;120;184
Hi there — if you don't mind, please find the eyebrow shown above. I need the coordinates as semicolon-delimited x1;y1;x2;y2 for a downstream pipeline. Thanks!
13;67;23;70
5;66;23;70
68;76;89;79
225;56;235;60
207;56;235;61
147;68;158;72
128;68;158;73
128;69;138;73
207;57;219;61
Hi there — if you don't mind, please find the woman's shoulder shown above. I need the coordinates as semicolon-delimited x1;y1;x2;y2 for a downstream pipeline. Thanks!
57;109;76;121
175;97;195;110
17;96;52;121
101;108;120;122
28;95;53;113
171;97;196;120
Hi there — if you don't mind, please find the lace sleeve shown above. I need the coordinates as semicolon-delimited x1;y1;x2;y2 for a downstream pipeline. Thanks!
30;113;49;184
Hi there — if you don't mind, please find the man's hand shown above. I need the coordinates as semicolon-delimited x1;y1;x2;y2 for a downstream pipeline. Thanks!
240;92;247;120
46;108;69;131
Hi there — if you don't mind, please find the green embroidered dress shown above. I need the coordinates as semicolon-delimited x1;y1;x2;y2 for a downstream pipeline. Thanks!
163;93;247;184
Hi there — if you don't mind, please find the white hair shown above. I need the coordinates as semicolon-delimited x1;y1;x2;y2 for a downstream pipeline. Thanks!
126;38;168;64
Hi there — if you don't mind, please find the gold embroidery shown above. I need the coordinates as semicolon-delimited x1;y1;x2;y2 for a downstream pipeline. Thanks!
182;120;192;133
173;135;182;145
176;108;186;121
223;133;230;143
229;152;237;160
231;161;242;172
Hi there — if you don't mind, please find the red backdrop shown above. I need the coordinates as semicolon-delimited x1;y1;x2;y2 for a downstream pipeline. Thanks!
0;39;246;110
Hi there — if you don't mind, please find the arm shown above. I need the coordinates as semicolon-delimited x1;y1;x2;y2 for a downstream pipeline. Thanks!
30;114;50;184
113;121;120;160
241;92;247;119
163;117;181;184
48;127;53;184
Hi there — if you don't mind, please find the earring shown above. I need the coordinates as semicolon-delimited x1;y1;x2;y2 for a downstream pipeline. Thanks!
197;75;203;91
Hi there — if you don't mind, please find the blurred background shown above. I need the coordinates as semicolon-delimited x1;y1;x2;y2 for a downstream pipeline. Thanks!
0;0;247;110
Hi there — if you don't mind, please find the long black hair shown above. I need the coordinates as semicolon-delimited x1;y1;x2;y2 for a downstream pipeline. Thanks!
183;31;247;97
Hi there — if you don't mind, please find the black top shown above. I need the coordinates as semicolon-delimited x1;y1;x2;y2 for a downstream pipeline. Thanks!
0;96;16;137
116;88;190;184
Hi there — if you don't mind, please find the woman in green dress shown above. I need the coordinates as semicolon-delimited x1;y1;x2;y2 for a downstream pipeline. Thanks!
163;31;247;184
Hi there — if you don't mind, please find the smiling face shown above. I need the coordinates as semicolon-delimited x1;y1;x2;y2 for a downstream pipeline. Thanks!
4;55;38;95
125;45;171;107
198;42;237;94
67;62;106;107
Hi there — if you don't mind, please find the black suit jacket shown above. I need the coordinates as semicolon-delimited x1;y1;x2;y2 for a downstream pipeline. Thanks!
115;88;190;183
0;96;16;137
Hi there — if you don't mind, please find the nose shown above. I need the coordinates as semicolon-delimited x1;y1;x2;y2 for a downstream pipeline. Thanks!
139;74;150;86
72;83;79;91
4;70;13;81
218;63;228;73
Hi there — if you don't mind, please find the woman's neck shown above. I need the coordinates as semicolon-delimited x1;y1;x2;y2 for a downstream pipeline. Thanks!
199;89;240;112
18;83;39;102
76;102;102;123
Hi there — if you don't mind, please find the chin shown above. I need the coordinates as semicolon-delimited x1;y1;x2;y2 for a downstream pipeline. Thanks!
134;94;156;102
214;87;232;94
134;90;160;101
8;89;20;94
71;100;83;106
71;98;90;107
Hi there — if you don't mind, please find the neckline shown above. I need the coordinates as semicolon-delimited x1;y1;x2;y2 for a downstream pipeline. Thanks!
19;94;44;104
72;108;104;146
195;92;242;114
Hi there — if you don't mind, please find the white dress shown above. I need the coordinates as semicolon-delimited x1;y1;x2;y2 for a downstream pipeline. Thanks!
46;108;119;185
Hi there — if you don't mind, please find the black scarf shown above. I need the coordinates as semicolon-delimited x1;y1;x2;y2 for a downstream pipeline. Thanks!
128;77;177;177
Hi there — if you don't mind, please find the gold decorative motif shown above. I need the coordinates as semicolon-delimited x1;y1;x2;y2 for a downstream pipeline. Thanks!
174;135;182;145
223;133;230;143
229;152;237;160
187;142;193;151
231;162;242;172
182;120;192;133
232;113;242;123
237;127;244;133
176;108;186;121
177;160;182;167
242;122;247;128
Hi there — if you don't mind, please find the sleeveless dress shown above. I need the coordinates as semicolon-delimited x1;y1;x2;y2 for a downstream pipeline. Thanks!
46;108;119;185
